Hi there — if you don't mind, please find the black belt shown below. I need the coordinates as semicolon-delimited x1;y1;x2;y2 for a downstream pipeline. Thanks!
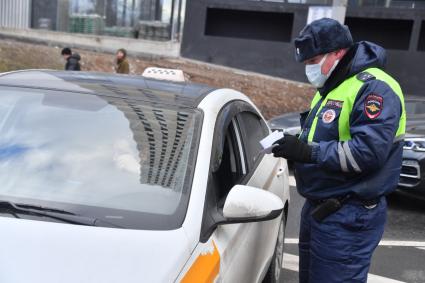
309;196;380;207
308;195;381;222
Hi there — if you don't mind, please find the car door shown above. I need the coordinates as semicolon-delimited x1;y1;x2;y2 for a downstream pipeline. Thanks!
236;111;288;280
200;101;287;282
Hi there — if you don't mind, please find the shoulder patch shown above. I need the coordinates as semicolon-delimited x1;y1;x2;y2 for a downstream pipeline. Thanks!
364;94;383;119
356;72;376;82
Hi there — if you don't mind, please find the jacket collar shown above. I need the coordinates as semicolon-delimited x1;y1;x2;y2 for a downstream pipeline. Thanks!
318;46;355;97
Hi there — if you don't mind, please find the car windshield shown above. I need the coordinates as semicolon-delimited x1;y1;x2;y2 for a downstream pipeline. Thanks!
0;87;201;230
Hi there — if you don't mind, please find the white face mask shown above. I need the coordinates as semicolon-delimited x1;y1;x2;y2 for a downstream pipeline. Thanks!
305;54;339;88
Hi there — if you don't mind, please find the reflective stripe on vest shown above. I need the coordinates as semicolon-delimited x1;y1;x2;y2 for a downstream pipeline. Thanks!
307;67;406;143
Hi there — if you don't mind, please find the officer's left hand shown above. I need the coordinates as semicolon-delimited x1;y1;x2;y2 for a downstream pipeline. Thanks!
272;134;314;163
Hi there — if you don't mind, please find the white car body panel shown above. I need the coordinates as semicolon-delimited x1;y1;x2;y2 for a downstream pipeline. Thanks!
178;89;290;282
211;156;288;283
0;217;191;283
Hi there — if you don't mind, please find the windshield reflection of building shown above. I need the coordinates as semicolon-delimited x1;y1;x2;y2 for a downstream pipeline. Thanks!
125;102;190;189
94;84;191;191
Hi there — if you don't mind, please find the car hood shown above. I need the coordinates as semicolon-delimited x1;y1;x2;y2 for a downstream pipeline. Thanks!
0;217;192;283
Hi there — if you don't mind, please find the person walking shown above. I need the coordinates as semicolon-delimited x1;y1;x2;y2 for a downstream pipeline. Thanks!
61;47;81;71
272;18;405;283
115;48;130;74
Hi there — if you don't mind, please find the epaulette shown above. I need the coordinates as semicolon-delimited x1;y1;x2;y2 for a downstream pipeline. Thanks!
356;72;376;82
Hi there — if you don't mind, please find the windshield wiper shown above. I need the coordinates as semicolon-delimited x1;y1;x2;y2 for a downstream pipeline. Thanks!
0;201;120;227
12;203;77;215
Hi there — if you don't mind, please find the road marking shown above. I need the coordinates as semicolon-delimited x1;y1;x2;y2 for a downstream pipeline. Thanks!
285;238;425;247
288;176;296;187
282;252;299;272
283;253;407;283
378;240;425;247
285;238;299;244
367;274;407;283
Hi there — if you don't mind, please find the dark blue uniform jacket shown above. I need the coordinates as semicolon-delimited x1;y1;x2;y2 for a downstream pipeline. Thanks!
295;41;403;200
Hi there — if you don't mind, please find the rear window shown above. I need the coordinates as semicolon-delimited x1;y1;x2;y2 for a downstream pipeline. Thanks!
0;87;201;230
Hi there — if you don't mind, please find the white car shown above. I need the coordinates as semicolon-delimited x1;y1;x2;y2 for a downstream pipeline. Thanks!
0;68;290;283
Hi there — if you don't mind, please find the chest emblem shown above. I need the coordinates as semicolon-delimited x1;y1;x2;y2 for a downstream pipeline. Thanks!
364;94;383;119
322;109;337;124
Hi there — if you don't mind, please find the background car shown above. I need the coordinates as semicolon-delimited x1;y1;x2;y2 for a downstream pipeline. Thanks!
398;96;425;199
268;112;302;136
0;68;289;283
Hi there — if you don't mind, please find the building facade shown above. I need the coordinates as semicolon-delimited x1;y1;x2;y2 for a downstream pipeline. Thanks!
0;0;31;29
27;0;186;41
181;0;425;95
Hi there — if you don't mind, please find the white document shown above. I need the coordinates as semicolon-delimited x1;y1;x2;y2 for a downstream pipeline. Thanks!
260;131;284;154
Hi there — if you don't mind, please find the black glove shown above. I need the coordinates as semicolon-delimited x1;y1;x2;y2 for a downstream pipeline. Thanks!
272;134;314;163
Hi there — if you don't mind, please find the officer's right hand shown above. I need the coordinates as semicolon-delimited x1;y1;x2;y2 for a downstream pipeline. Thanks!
272;134;314;163
273;136;285;146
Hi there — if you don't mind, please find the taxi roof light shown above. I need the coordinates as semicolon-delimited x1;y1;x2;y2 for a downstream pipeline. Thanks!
142;67;186;82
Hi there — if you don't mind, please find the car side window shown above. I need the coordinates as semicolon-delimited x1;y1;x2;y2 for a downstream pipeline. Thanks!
212;118;246;202
237;111;269;171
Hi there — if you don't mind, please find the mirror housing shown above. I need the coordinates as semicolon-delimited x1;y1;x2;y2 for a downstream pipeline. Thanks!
199;185;284;243
222;185;284;223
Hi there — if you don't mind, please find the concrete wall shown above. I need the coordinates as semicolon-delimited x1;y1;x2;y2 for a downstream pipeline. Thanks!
181;0;425;95
0;28;179;58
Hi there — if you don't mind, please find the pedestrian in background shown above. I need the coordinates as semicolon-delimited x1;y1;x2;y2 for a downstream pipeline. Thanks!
272;18;405;283
115;48;130;74
61;47;81;71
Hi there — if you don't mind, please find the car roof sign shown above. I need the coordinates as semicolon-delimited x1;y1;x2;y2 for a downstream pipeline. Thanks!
142;67;186;82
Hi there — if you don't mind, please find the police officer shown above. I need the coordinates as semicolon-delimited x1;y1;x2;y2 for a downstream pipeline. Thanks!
272;18;405;283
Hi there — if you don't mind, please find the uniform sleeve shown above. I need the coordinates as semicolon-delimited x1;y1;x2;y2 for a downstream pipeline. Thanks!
313;79;402;173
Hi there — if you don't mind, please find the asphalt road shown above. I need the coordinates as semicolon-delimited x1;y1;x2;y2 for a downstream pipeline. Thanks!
282;177;425;283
